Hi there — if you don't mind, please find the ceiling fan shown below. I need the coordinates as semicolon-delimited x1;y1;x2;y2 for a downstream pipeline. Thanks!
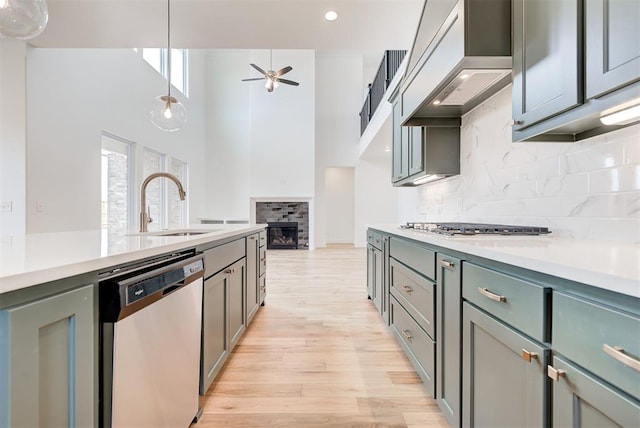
242;50;300;92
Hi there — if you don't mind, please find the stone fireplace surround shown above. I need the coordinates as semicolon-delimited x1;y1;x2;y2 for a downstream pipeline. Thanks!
252;199;311;249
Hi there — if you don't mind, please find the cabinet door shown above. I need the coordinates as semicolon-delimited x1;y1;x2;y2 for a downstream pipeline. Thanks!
586;0;640;99
380;235;390;325
228;259;246;349
372;247;383;314
436;255;461;428
392;101;409;182
512;0;582;129
408;127;424;176
551;355;640;427
202;270;229;393
367;244;375;300
0;285;94;428
462;303;549;427
246;234;260;323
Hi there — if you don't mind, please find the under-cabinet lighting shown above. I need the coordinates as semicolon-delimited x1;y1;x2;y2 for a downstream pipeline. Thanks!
413;174;444;185
600;104;640;126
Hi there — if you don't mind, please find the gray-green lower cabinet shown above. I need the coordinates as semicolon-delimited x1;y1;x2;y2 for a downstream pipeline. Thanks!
435;254;461;428
228;258;246;349
0;284;95;428
201;268;229;393
550;355;640;427
246;233;260;323
462;302;549;427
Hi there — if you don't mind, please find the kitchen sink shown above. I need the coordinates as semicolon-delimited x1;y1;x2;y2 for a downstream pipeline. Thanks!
156;231;209;237
129;229;221;237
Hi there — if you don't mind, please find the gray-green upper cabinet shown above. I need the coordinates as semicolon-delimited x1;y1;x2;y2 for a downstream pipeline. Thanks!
408;127;424;176
550;355;640;427
512;0;581;129
392;100;410;183
0;285;95;428
462;302;549;427
585;0;640;99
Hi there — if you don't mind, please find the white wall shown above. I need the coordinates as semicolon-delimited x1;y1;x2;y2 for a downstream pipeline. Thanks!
325;167;355;243
314;52;362;247
25;48;208;233
0;40;26;235
404;85;640;243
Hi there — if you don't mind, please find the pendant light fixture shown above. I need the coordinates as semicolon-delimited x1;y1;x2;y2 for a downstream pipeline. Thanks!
150;0;186;132
0;0;48;40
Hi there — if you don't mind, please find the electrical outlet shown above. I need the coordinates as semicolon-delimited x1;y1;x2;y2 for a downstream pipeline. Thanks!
0;201;12;212
36;201;45;212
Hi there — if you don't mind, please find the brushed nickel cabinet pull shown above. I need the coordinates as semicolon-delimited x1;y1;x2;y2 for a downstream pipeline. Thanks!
522;349;538;363
603;344;640;372
401;285;413;293
547;365;566;382
224;269;232;275
402;329;413;340
478;287;507;303
249;236;256;240
440;259;454;269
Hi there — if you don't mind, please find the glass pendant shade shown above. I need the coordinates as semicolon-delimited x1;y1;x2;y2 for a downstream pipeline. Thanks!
150;95;186;132
0;0;48;40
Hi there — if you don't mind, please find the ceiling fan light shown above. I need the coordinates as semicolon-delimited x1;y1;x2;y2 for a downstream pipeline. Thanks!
151;95;186;131
0;0;48;40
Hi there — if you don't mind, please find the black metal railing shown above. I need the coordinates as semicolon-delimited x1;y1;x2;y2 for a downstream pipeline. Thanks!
359;50;407;135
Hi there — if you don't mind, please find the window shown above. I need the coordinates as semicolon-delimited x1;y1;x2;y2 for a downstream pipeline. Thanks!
141;48;189;97
101;133;133;231
142;147;189;231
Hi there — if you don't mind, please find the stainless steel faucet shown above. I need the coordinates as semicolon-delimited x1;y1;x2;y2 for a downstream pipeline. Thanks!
139;172;186;232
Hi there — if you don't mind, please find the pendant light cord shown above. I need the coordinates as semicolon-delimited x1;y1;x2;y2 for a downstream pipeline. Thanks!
167;0;172;97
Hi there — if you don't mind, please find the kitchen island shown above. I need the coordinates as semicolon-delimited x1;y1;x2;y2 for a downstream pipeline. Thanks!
0;224;266;427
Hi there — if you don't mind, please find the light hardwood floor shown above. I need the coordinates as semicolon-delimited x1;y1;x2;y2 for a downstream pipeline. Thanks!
197;246;448;428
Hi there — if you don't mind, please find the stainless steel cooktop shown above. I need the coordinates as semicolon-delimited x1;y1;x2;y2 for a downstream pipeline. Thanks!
401;222;552;236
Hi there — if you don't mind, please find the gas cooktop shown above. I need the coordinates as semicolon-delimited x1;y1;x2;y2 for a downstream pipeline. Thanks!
401;222;552;236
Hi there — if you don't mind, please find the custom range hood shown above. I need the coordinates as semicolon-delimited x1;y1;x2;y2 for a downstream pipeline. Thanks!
399;0;512;123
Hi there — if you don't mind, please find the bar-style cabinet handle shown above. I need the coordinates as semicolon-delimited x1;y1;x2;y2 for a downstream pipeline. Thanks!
401;285;413;293
603;344;640;372
440;259;455;269
547;365;566;382
478;287;507;303
402;329;413;340
521;349;538;363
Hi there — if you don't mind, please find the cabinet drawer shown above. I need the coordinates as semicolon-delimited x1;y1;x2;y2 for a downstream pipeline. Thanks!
389;238;435;280
259;230;266;247
390;296;435;397
390;258;435;339
367;230;383;250
462;262;548;342
553;292;640;400
204;238;245;278
259;246;266;276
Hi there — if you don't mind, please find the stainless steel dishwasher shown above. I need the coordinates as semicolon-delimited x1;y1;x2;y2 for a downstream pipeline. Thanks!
99;251;204;428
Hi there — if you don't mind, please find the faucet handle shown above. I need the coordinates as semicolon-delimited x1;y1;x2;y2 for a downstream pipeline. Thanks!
147;206;153;224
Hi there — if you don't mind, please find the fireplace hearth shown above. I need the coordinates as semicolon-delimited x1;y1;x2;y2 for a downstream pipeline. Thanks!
267;222;299;249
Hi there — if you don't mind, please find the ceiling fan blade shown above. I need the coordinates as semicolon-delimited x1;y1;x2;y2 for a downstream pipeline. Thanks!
250;63;267;75
275;66;292;77
241;78;265;81
278;78;300;86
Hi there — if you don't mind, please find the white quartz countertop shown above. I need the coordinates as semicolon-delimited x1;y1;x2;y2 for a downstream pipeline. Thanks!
0;224;266;296
370;224;640;298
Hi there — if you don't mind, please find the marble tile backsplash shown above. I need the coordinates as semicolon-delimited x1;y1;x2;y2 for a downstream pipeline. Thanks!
414;85;640;243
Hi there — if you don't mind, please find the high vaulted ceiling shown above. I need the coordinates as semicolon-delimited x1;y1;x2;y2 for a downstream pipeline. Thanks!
32;0;423;51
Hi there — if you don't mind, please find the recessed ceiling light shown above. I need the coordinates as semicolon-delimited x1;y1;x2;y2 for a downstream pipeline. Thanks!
324;10;338;21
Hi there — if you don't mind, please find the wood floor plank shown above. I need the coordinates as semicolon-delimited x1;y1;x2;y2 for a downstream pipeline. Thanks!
196;247;448;427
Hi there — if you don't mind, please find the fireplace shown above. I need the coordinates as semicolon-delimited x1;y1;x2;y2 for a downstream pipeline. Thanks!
267;222;299;249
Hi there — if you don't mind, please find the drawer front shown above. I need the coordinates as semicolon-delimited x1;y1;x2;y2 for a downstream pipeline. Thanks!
390;296;435;397
553;292;640;399
259;246;266;276
204;238;246;278
367;230;383;250
462;262;547;342
259;230;266;247
390;258;435;339
389;238;436;280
